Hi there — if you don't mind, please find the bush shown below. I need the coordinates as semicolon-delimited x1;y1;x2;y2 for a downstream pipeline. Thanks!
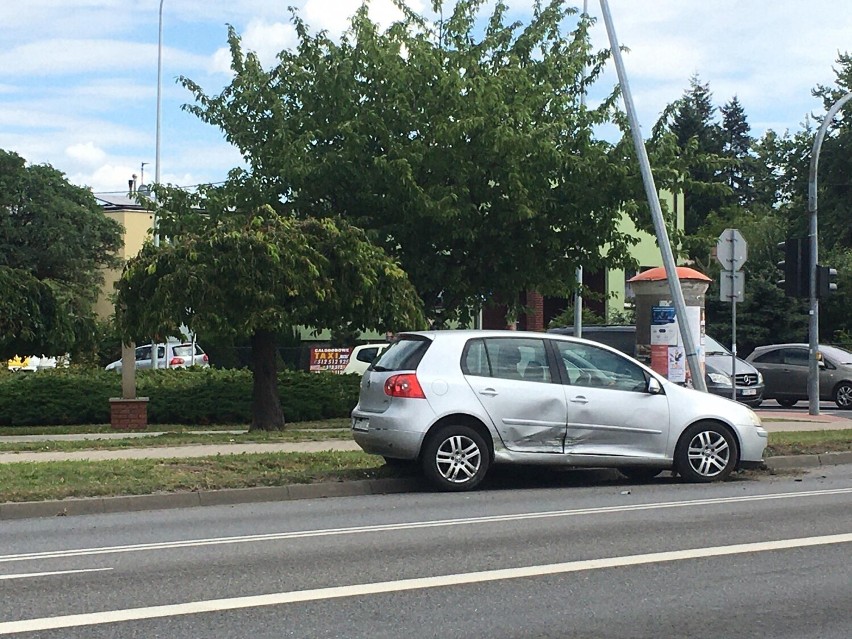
0;368;362;427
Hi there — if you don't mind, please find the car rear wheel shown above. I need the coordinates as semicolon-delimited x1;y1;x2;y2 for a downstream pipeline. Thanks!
833;382;852;408
618;467;664;482
674;422;738;483
422;424;490;492
777;398;798;407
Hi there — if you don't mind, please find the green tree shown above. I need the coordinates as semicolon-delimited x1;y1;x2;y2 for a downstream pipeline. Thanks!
179;1;644;326
0;149;123;360
115;182;425;431
720;96;756;207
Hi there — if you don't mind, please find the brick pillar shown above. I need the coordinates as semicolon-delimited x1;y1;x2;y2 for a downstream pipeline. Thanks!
109;397;149;430
525;291;545;332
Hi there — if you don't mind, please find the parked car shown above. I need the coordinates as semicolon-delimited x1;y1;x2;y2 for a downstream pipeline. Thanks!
351;330;767;491
105;342;209;372
6;354;68;372
547;326;764;407
745;343;852;408
342;343;390;375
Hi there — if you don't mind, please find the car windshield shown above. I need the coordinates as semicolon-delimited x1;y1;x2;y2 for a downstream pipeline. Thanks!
704;335;730;356
821;345;852;364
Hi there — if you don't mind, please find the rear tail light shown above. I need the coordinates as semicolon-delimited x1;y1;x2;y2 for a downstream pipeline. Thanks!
384;373;426;399
169;357;185;366
202;354;209;362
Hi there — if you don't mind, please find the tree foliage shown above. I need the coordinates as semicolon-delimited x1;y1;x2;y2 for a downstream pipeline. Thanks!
115;183;425;430
179;0;646;325
0;149;123;360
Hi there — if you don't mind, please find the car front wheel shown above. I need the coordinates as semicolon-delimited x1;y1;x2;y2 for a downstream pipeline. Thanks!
422;424;490;492
834;382;852;409
674;422;738;483
777;398;798;407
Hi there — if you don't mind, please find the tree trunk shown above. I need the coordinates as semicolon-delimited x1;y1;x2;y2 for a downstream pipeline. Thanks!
249;329;286;431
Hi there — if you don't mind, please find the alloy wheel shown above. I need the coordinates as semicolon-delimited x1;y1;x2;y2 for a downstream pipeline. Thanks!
435;434;482;483
686;430;731;478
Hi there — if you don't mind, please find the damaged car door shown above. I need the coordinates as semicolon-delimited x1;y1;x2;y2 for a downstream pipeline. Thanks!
552;340;671;460
462;337;567;453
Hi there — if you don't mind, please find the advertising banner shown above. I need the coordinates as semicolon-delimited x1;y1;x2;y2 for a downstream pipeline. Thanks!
309;347;352;374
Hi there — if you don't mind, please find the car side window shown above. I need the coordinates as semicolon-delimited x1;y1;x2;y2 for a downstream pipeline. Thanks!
752;349;782;364
135;346;151;361
357;347;379;364
462;338;551;382
487;338;551;382
554;341;647;392
783;348;809;367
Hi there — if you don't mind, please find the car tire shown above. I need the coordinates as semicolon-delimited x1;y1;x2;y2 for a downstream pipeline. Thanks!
833;382;852;409
421;424;490;492
744;399;762;408
618;467;664;482
777;398;797;407
674;421;739;483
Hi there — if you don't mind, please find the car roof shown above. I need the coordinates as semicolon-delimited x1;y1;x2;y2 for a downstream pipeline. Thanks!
397;329;633;349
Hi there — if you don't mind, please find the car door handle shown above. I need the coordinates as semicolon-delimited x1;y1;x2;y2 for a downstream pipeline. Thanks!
479;389;498;397
570;396;589;404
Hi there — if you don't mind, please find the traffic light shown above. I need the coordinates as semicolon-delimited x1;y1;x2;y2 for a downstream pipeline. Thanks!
777;238;810;298
817;264;838;297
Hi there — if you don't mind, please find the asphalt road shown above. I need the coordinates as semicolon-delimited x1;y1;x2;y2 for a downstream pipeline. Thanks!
1;465;851;639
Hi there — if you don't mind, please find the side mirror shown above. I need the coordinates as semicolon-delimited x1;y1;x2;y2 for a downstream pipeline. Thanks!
818;359;826;369
648;377;663;395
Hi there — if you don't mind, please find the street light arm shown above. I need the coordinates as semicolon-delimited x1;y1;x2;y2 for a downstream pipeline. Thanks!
806;90;852;416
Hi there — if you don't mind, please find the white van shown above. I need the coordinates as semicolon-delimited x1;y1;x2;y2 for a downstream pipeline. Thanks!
343;343;390;375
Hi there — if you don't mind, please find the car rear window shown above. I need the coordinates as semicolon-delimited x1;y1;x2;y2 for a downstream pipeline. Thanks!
172;344;204;357
371;337;430;372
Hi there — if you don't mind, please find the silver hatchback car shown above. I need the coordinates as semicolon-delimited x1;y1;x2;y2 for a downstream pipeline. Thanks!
351;330;767;491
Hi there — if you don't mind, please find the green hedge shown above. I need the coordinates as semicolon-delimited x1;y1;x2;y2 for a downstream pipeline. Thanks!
0;368;362;427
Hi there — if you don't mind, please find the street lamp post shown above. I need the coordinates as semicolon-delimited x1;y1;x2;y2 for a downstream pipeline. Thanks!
806;90;852;415
154;0;163;250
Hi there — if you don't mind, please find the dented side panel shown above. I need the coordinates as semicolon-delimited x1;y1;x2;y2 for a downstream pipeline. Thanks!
465;376;567;453
564;387;670;458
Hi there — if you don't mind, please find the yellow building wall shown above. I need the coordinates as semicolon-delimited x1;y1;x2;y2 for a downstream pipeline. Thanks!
604;190;685;321
95;209;154;319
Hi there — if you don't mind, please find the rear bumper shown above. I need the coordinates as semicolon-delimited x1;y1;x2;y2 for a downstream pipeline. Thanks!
350;403;432;460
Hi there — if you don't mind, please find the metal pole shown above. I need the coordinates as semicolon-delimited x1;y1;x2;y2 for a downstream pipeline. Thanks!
729;228;737;401
599;0;706;391
154;0;164;247
151;0;164;371
573;0;588;338
807;91;852;415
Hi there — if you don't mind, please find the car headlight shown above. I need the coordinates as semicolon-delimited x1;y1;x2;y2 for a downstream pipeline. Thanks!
707;372;733;387
747;409;762;427
757;371;763;384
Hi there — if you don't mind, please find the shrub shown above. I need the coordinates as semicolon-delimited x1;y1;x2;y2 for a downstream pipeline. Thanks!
0;368;362;427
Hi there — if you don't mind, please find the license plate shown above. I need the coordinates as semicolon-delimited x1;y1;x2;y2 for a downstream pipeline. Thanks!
742;388;757;396
352;417;369;432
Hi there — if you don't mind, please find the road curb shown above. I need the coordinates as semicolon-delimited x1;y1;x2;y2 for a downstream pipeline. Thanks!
0;477;426;521
2;454;850;521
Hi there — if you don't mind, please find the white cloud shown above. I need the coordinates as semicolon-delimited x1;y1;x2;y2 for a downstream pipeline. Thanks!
66;142;107;165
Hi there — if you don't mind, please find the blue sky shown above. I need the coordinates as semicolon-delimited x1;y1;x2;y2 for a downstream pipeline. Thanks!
1;1;850;196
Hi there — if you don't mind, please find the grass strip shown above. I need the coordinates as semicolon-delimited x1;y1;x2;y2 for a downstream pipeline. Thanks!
0;429;352;453
0;452;392;503
764;428;852;456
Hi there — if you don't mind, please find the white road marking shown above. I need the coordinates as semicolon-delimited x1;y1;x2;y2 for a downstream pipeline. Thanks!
1;533;850;635
0;568;112;581
2;487;851;564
